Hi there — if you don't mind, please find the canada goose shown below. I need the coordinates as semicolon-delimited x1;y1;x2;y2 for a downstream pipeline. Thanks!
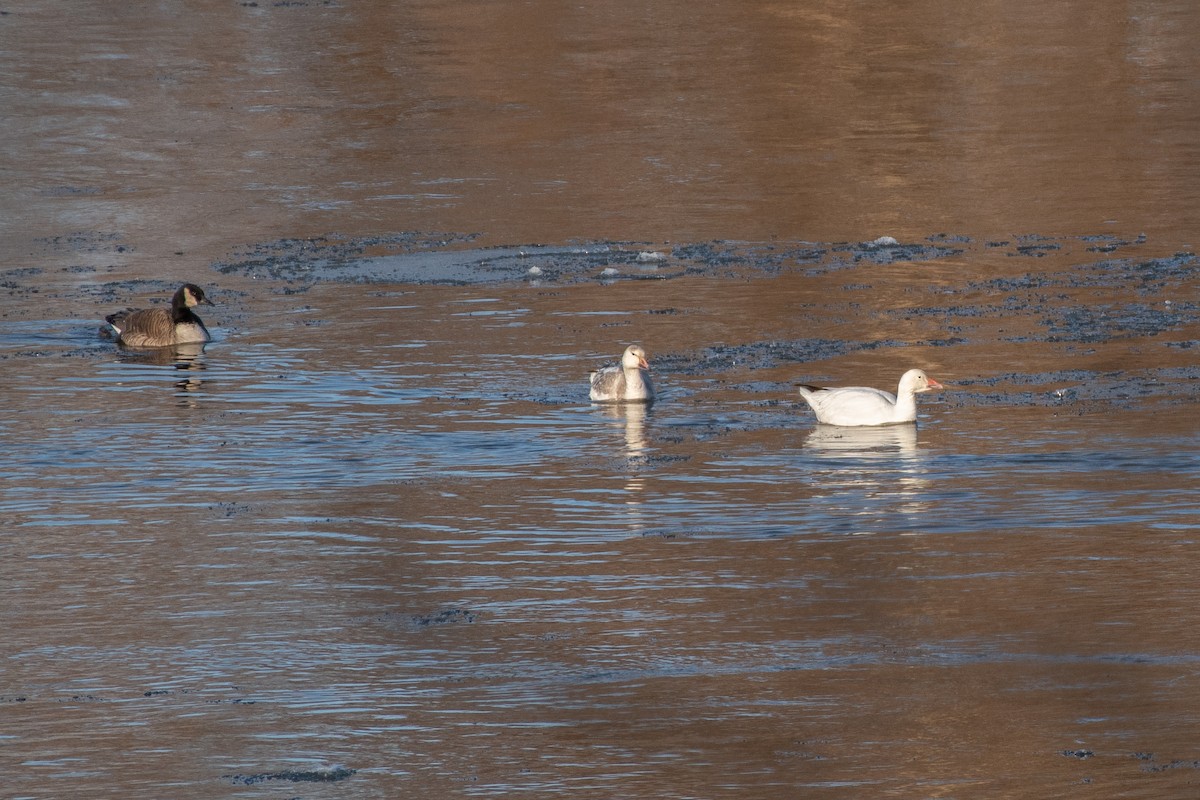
104;283;213;348
797;368;943;426
589;344;654;403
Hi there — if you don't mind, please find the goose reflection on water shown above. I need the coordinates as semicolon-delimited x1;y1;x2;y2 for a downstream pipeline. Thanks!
804;421;918;457
804;422;931;522
115;341;209;400
594;402;651;533
596;401;649;460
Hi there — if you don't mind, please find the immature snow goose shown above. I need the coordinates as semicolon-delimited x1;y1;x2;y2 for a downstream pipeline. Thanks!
104;283;213;348
589;344;654;403
797;368;942;426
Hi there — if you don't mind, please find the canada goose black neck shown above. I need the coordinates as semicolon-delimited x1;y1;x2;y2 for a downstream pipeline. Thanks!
171;284;210;324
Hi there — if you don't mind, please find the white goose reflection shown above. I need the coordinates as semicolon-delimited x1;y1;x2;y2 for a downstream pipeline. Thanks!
594;402;650;532
804;423;930;520
596;402;649;458
804;422;918;458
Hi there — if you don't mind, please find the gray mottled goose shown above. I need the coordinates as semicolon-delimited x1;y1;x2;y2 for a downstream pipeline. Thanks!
589;344;655;403
797;368;942;426
104;283;213;348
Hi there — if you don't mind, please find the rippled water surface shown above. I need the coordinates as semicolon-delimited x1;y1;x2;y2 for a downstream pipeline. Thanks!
4;2;1200;798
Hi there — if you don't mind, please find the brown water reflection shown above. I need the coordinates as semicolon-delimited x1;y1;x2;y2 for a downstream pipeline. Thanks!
4;1;1200;799
8;0;1200;268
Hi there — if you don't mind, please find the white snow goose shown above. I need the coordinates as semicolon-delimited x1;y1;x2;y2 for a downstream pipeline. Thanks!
589;345;654;403
797;368;942;426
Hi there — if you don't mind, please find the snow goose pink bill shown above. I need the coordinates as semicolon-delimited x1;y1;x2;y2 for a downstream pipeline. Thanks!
797;368;942;427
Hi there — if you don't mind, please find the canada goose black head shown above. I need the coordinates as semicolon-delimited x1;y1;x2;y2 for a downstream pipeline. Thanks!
178;284;214;310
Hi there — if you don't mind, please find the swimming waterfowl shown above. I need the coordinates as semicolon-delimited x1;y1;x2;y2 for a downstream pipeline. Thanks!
589;344;654;403
104;283;213;348
797;368;942;426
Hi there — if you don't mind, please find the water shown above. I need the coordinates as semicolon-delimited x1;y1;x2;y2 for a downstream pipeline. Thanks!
4;2;1200;798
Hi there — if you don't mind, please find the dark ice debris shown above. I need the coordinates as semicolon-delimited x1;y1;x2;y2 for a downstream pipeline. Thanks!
225;767;356;785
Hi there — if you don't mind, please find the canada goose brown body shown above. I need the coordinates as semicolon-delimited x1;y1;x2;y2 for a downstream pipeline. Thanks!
104;283;213;348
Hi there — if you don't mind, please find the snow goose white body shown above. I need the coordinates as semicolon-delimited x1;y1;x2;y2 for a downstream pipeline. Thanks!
797;368;942;426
